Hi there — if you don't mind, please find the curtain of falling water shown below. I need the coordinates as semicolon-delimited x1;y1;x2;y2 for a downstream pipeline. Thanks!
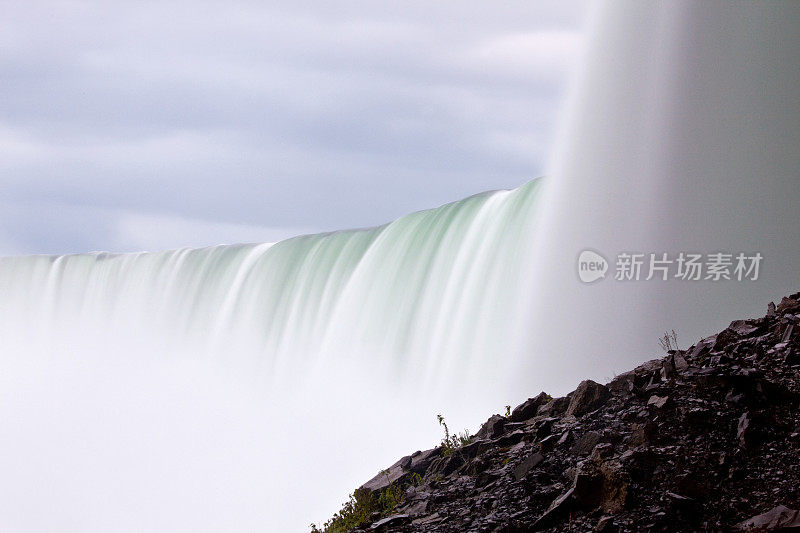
0;179;545;532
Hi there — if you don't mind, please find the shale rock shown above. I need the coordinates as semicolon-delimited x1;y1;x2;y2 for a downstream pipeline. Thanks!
735;505;800;531
326;292;800;533
566;380;611;417
510;392;551;422
475;414;507;440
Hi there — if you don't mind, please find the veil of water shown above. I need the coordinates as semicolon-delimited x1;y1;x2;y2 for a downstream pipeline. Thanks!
0;180;547;531
526;0;800;393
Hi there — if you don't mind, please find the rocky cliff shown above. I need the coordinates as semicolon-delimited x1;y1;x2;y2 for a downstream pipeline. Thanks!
316;293;800;532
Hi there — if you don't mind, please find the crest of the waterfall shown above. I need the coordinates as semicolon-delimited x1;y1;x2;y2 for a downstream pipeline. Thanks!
0;179;546;530
316;180;544;389
0;179;545;395
526;0;800;394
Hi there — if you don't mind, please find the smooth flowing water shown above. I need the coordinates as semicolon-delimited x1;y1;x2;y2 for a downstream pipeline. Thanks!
526;0;800;393
0;179;546;531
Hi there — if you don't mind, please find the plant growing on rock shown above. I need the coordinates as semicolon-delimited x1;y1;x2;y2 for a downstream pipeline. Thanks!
659;329;679;352
437;413;472;456
309;488;375;533
309;483;406;533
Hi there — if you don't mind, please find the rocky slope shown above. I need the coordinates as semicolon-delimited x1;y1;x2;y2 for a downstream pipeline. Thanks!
322;293;800;532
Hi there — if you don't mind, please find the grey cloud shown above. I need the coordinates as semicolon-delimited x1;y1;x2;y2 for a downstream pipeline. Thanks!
0;0;586;253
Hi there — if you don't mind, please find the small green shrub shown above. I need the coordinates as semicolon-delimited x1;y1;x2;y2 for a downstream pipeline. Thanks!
437;414;472;456
313;414;474;532
377;484;403;514
310;488;376;533
310;470;425;532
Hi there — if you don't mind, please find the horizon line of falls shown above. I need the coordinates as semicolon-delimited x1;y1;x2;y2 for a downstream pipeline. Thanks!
0;179;547;532
0;178;542;387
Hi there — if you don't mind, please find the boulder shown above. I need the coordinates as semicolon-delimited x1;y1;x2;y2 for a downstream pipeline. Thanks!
777;297;800;314
598;460;628;514
401;499;428;517
714;328;740;351
538;395;570;417
533;417;558;439
647;395;670;409
689;336;716;361
539;433;560;452
513;452;544;481
627;421;657;447
557;430;572;446
767;301;776;316
608;371;636;395
494;430;525;447
570;458;628;514
360;448;440;493
572;430;602;456
673;352;689;372
476;414;507;440
532;488;575;530
370;514;410;530
456;439;490;460
510;392;551;422
566;380;612;417
411;512;443;527
426;454;464;478
728;320;761;337
734;505;800;531
665;491;701;519
572;461;604;508
619;447;659;483
590;442;614;462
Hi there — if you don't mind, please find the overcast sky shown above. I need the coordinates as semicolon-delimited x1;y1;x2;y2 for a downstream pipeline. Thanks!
0;0;587;255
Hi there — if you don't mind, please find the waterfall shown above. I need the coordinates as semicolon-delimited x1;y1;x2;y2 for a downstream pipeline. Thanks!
0;178;545;531
0;179;542;383
525;0;800;392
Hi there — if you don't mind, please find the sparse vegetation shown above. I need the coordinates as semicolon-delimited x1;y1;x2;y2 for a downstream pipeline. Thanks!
309;488;375;533
658;329;679;352
311;415;471;531
310;467;426;532
309;484;405;533
437;413;472;456
504;405;511;418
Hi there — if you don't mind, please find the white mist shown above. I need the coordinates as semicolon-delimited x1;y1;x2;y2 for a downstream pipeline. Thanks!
524;0;800;395
0;182;545;531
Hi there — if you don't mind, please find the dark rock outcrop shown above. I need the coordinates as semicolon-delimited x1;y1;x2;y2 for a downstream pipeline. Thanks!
510;392;551;422
327;292;800;532
566;380;611;417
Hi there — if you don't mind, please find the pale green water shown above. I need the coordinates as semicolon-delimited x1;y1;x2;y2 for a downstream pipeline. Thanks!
0;179;545;531
0;178;543;389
